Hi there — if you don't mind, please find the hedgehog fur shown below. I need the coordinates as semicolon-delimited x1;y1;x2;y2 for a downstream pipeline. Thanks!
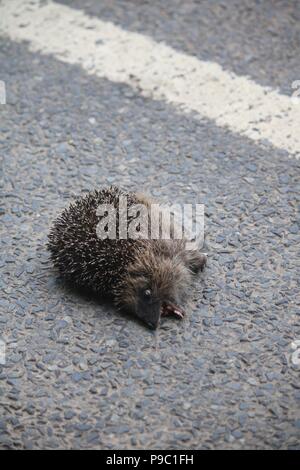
47;186;206;329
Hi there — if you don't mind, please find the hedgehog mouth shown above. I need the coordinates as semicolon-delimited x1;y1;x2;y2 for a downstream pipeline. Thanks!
161;302;185;319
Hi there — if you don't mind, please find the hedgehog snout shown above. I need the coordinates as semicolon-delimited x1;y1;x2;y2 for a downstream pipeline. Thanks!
136;297;161;330
132;287;161;329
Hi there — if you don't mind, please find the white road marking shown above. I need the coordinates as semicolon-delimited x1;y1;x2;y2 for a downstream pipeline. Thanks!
1;0;299;158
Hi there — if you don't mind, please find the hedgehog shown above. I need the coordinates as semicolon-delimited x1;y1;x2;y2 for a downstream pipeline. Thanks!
47;186;206;329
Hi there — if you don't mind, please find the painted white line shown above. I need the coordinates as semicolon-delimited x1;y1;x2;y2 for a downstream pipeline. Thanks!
1;0;299;158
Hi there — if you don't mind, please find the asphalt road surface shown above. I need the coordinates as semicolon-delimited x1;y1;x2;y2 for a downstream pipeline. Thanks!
0;0;299;450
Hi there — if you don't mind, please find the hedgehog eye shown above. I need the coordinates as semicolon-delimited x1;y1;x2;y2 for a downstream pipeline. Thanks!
143;289;152;300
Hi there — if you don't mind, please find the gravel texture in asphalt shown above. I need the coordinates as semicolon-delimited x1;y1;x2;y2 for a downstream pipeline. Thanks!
0;0;300;450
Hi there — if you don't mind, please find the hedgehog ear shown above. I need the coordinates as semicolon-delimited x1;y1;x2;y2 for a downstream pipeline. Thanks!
184;250;207;274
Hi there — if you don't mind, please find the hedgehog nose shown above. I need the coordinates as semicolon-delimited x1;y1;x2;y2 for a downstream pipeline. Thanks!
137;300;161;330
146;318;160;330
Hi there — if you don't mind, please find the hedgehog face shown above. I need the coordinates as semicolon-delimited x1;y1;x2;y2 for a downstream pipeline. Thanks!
117;275;162;329
119;252;192;329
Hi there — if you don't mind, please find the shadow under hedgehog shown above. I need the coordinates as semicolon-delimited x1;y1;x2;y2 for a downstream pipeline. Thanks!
47;186;207;329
